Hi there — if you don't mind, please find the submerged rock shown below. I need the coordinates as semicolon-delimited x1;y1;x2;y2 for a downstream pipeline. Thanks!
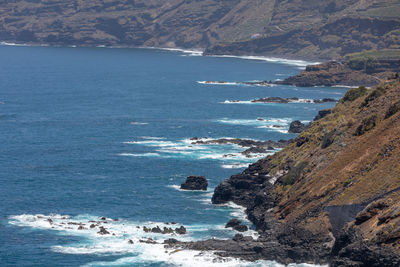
180;176;208;191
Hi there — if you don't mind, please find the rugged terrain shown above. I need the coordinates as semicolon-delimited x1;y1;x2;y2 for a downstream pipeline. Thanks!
167;77;400;266
1;0;399;60
276;51;400;87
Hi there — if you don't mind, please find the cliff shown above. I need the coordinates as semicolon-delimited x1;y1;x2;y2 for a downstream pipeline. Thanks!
170;78;400;266
1;1;399;60
276;51;400;87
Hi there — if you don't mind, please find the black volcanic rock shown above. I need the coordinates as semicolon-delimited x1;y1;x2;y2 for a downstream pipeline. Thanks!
180;176;208;191
233;224;248;232
225;219;241;228
314;109;332;121
97;226;110;235
175;226;187;235
288;120;307;133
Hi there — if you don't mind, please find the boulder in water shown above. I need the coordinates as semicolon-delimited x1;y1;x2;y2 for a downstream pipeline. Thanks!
180;176;208;191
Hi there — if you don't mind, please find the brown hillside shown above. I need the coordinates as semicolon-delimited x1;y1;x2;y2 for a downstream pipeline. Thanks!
210;77;400;265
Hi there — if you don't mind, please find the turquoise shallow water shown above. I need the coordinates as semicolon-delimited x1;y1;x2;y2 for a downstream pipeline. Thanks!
0;45;345;266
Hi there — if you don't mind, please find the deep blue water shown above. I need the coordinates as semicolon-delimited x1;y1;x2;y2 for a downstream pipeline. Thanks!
0;45;347;267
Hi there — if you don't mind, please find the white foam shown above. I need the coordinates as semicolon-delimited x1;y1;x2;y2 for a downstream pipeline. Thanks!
141;46;204;56
139;136;166;140
82;249;291;267
216;118;290;133
208;54;318;68
332;85;353;88
130;122;149;125
221;100;253;104
168;185;210;192
0;41;49;47
0;41;29;46
117;153;161;157
123;137;270;167
9;212;325;267
221;98;318;104
221;163;251;169
197;81;248;86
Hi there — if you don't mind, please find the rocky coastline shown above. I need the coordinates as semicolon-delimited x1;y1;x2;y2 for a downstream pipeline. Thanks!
275;60;400;88
166;78;400;266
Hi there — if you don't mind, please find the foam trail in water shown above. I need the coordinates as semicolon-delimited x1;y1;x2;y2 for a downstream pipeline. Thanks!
207;54;318;68
221;98;322;104
10;214;310;267
121;137;275;167
216;118;291;133
118;153;161;157
130;122;149;125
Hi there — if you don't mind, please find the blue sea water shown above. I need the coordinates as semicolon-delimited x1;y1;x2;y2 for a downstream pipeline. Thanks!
0;45;347;267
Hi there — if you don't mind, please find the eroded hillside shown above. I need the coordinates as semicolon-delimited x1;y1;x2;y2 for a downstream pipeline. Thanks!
1;0;399;59
208;77;400;265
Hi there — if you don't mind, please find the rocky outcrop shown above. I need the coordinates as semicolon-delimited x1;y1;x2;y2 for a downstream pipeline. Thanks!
288;120;307;133
180;176;208;191
170;78;400;266
276;60;400;87
225;219;248;232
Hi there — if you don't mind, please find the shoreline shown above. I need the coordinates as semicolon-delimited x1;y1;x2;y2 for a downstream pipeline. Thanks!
0;41;320;68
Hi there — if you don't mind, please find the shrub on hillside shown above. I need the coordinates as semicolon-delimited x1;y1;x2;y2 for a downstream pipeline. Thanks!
340;86;368;103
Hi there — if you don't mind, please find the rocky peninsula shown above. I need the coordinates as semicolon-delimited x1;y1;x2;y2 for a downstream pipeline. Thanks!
166;77;400;266
276;52;400;87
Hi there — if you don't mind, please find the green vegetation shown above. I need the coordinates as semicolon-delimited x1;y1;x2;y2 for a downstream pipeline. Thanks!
385;100;400;119
282;161;308;186
340;86;368;103
345;50;400;61
360;86;387;108
354;115;377;136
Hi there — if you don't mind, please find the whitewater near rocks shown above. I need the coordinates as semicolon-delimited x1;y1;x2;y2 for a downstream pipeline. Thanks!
0;45;345;266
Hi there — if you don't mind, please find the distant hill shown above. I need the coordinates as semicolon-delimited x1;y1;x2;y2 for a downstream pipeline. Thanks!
0;0;399;59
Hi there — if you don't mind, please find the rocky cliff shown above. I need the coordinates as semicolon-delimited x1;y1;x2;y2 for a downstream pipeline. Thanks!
169;77;400;266
276;56;400;87
1;1;399;60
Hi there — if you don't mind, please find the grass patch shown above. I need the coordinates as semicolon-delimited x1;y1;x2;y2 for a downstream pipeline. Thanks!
282;161;308;186
360;86;387;108
345;50;400;61
354;115;377;136
385;100;400;119
340;86;368;103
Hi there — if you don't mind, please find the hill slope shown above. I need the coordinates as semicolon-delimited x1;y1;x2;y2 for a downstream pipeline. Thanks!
1;0;399;59
206;77;400;265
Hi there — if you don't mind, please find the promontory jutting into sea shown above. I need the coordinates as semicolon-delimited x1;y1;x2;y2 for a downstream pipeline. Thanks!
0;1;399;267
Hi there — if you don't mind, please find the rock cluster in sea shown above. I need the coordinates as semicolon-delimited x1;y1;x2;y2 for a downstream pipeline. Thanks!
180;176;208;191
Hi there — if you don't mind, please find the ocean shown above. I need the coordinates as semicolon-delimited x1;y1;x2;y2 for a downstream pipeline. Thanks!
0;45;346;266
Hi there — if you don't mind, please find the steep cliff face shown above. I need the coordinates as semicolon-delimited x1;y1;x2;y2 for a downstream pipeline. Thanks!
205;17;400;60
1;1;399;59
212;78;400;265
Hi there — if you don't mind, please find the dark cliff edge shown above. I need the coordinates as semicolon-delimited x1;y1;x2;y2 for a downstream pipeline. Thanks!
167;77;400;266
275;52;400;87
